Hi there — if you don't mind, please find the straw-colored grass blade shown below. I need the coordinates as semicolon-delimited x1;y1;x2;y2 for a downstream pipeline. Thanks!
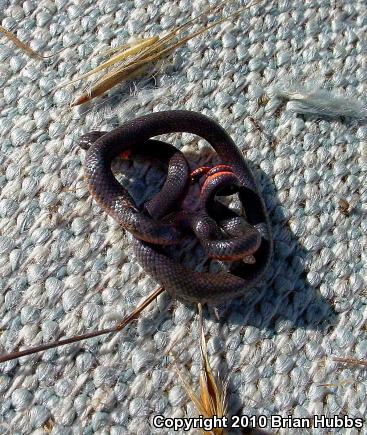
333;356;367;367
71;62;152;106
69;16;225;106
171;304;227;435
173;362;209;416
0;25;43;59
69;0;264;106
0;25;67;59
317;380;355;388
101;41;134;56
59;36;159;91
198;304;227;424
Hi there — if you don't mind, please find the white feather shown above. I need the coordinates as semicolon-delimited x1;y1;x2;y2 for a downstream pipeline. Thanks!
269;80;367;121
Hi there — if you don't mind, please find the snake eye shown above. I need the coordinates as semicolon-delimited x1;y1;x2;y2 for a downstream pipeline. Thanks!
79;131;106;150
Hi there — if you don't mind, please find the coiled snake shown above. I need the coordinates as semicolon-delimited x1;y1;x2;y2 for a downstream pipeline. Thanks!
81;110;272;304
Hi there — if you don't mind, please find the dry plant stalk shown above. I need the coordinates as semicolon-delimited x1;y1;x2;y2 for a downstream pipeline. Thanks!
60;37;159;89
0;286;165;362
0;25;64;59
317;380;355;388
65;0;263;106
0;25;43;59
172;303;227;435
333;356;367;367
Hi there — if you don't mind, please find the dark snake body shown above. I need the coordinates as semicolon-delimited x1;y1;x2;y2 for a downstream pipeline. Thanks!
81;110;272;304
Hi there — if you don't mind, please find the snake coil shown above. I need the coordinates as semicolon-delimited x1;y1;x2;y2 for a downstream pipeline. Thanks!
81;110;272;304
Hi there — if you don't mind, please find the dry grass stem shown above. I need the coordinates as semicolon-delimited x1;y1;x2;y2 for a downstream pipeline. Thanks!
318;379;355;388
171;303;227;435
0;25;66;59
101;41;136;56
67;0;263;105
0;286;165;363
57;37;159;90
115;285;165;330
198;303;227;429
71;63;152;106
0;25;43;59
333;356;367;367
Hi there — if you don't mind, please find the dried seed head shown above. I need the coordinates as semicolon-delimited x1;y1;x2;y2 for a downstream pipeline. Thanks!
171;304;228;435
64;0;263;105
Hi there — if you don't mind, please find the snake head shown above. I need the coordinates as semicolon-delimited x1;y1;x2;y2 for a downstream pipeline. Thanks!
79;131;107;150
